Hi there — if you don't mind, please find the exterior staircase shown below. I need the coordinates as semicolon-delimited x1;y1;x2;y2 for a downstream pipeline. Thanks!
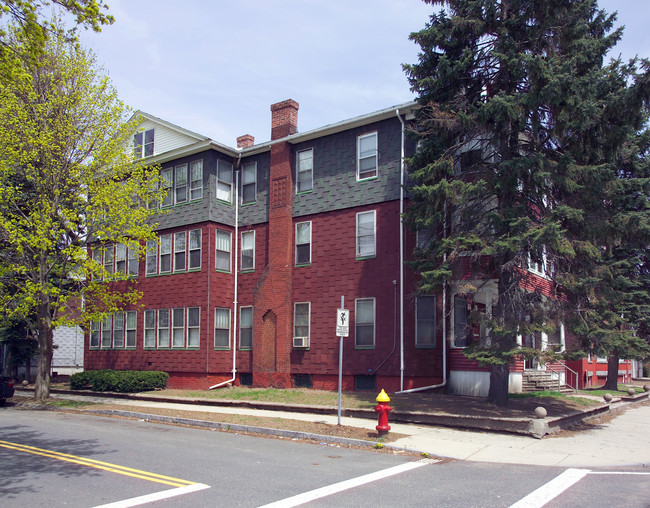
522;371;575;394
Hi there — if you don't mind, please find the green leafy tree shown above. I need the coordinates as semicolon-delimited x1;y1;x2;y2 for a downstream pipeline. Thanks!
404;0;649;405
0;26;163;401
0;0;112;43
565;129;650;390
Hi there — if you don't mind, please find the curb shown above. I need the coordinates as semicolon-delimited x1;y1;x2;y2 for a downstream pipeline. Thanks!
14;387;649;439
17;401;425;456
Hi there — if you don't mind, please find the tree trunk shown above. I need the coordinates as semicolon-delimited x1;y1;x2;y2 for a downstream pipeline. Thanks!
603;352;620;391
34;318;53;402
487;363;510;406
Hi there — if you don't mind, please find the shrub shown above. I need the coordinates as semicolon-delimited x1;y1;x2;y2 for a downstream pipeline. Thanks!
70;370;169;393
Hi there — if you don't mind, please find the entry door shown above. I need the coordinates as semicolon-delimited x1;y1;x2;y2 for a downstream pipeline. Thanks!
523;333;541;370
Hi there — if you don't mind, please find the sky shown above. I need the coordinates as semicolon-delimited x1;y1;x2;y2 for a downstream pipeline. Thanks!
76;0;650;148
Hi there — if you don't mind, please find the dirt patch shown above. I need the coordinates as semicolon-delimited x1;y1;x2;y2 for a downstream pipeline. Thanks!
60;403;409;444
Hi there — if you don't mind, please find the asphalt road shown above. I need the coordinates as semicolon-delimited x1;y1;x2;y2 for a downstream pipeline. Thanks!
1;406;648;507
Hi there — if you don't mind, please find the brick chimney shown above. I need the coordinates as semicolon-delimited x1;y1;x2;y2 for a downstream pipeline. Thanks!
270;99;299;140
237;134;255;149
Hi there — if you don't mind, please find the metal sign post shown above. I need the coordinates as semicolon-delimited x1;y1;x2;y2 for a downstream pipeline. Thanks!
336;296;349;426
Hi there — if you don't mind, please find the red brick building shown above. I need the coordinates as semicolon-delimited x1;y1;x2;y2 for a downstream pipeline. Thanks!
85;100;630;394
86;100;450;392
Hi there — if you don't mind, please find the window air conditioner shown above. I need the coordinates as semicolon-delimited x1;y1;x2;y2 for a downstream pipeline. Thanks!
293;337;308;348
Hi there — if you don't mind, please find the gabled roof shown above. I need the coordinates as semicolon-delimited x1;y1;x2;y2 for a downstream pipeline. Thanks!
134;111;210;142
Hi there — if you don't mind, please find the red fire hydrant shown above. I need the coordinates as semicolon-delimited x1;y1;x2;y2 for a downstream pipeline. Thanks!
374;389;393;435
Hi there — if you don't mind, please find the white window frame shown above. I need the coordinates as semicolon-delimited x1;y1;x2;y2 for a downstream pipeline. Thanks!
113;312;125;348
115;243;127;275
144;309;156;348
357;132;378;180
190;159;203;200
161;167;173;207
214;307;231;349
453;296;469;348
172;307;185;348
157;308;170;348
355;298;375;348
295;221;311;265
241;230;255;271
356;210;376;258
215;229;232;272
134;128;154;159
175;163;188;204
125;311;137;348
174;231;186;272
146;239;158;275
416;296;436;348
159;234;172;273
296;148;313;193
103;244;114;276
239;306;253;350
217;159;233;203
187;307;200;348
188;229;201;270
101;315;112;348
527;247;549;277
293;302;310;348
128;245;139;277
241;162;257;205
90;320;100;348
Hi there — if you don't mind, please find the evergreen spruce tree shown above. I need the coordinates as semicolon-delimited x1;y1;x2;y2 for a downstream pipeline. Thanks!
404;0;649;405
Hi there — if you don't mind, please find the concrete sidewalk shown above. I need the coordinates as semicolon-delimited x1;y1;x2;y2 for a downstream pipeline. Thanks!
16;389;650;468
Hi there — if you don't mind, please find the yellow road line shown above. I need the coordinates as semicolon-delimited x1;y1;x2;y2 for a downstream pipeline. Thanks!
0;439;194;487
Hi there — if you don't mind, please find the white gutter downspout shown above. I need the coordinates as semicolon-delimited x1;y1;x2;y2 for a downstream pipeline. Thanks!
396;121;448;394
210;159;240;389
396;109;406;392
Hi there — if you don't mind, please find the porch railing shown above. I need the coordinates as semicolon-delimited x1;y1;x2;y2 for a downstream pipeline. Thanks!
546;361;578;392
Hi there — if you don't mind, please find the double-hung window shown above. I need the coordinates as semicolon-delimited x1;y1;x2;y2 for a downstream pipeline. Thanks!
416;296;436;347
175;164;188;204
159;234;172;273
146;240;158;275
355;298;375;348
217;160;233;203
172;308;185;347
241;162;257;204
161;167;173;207
134;128;154;159
214;307;231;349
90;321;100;348
115;243;127;275
189;229;201;269
128;246;139;277
144;310;156;348
157;308;170;348
295;221;311;265
101;315;112;348
215;230;232;272
187;307;200;347
454;296;470;348
113;312;125;348
293;303;310;348
103;245;114;276
174;232;186;272
190;160;203;200
296;149;313;192
241;231;255;271
356;210;376;258
527;247;549;277
239;307;253;349
125;311;137;348
357;132;378;180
